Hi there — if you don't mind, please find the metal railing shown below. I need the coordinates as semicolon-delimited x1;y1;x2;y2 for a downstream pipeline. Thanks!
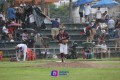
0;47;120;59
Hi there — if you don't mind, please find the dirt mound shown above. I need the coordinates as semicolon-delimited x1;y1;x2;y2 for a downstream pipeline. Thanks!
37;61;120;68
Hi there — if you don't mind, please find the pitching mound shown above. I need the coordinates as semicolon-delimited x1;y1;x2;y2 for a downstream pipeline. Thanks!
37;61;120;68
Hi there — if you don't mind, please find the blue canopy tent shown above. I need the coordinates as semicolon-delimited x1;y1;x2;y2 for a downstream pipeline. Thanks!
75;0;94;6
92;0;120;8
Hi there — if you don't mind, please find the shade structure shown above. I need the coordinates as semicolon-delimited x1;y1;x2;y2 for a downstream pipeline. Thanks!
92;0;120;8
75;0;94;6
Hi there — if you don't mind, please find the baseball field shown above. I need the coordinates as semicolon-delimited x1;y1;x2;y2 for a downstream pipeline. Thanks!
0;58;120;80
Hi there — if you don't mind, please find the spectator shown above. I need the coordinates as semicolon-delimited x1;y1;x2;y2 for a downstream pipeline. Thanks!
47;16;60;40
79;4;84;23
0;11;6;21
22;30;29;43
108;17;115;39
15;8;21;24
91;21;98;41
85;24;92;42
34;33;44;55
60;23;66;29
84;4;91;22
100;41;108;58
114;26;120;51
7;5;16;21
95;7;102;23
102;11;109;24
96;24;102;42
56;29;69;62
27;36;35;48
0;16;5;41
83;45;92;59
94;42;101;59
2;26;8;41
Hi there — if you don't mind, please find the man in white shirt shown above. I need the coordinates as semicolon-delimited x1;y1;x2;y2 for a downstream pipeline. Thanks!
100;41;108;58
96;7;102;23
15;43;27;61
84;4;91;22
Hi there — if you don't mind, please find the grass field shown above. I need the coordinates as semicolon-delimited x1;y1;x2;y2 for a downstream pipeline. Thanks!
0;59;120;80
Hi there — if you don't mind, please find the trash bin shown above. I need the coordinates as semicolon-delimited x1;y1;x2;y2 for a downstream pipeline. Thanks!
0;50;3;61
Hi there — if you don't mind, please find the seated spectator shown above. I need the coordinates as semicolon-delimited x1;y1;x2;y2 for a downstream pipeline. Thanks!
22;30;29;43
94;42;101;59
83;45;92;59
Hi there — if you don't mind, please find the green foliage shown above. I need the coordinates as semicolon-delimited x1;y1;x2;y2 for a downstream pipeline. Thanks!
49;4;69;18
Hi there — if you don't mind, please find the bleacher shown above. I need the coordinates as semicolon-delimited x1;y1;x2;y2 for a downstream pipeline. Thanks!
0;23;119;58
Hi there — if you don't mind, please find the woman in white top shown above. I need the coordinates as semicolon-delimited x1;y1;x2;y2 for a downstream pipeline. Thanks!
84;4;91;22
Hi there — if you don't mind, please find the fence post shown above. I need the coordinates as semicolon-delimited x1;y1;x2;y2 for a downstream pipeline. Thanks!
108;47;111;58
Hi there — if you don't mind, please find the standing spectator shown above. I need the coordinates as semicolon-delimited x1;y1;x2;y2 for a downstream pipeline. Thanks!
46;16;60;40
91;21;98;41
85;24;92;42
114;26;120;51
108;17;115;39
15;43;27;61
100;41;108;58
79;4;84;23
102;11;109;24
34;33;44;57
0;16;5;41
16;8;21;24
95;7;102;23
56;29;69;62
0;11;6;21
7;5;16;21
84;4;91;22
34;33;43;49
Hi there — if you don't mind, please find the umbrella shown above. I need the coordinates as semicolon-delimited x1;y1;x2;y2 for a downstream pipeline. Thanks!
81;42;94;47
92;0;120;8
19;28;36;33
8;22;21;27
75;0;94;6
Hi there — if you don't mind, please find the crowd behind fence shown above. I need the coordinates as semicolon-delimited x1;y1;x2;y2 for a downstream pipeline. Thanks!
0;47;120;59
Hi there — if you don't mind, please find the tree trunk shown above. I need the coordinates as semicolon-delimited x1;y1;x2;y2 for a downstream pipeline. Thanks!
69;0;72;23
41;0;45;12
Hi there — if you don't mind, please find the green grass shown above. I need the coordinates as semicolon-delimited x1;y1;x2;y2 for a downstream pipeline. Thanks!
0;60;120;80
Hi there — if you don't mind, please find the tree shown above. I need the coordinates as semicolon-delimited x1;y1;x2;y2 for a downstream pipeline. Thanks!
49;4;69;18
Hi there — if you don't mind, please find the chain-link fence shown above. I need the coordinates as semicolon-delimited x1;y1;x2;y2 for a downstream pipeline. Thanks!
0;47;120;60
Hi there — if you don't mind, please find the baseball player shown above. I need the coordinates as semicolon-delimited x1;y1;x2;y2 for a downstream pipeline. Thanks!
15;43;27;61
56;29;69;62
